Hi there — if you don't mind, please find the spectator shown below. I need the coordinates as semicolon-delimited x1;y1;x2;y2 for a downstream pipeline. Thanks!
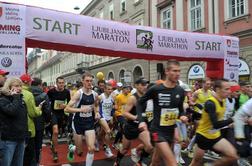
0;77;28;166
31;77;51;164
0;69;9;161
0;69;9;87
20;74;42;166
42;82;49;93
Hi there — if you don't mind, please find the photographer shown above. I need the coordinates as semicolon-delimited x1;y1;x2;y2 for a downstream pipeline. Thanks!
0;77;28;166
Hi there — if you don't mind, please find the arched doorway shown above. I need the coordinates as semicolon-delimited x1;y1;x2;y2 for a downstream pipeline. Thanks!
119;69;125;83
107;72;114;80
133;66;143;82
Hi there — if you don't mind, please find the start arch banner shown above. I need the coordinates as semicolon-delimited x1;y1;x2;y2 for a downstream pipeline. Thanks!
0;2;239;80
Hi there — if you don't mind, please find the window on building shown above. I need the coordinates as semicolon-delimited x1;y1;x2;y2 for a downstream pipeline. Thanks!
99;11;104;19
109;4;114;20
120;0;126;13
135;18;144;25
190;0;202;30
108;72;114;80
133;66;143;82
229;0;246;18
161;6;172;29
119;69;125;83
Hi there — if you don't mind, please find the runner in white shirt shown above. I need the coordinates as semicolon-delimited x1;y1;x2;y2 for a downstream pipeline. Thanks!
97;83;115;158
234;97;252;166
234;98;252;139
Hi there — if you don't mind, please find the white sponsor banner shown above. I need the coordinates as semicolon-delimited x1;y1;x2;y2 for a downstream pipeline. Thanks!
239;59;250;76
188;64;205;79
223;37;239;81
0;3;26;76
25;5;238;59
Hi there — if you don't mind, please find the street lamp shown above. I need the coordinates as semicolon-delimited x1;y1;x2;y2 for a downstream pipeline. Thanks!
74;6;80;10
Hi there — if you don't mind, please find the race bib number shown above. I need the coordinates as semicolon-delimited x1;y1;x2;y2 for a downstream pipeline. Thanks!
80;105;93;118
80;112;92;118
121;104;126;113
160;108;179;126
54;100;66;110
146;111;153;122
208;129;219;134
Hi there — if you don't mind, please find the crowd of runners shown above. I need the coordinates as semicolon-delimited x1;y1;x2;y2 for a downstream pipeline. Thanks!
0;59;251;166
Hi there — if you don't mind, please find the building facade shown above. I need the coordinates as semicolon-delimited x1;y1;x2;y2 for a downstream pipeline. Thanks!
79;0;152;84
152;0;252;83
28;0;252;85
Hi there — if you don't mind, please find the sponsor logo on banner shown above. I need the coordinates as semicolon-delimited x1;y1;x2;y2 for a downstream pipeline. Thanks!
239;59;250;75
158;35;188;50
10;71;21;76
231;40;239;49
227;39;231;47
1;57;12;67
136;29;153;51
4;7;23;21
0;24;20;35
227;51;238;56
0;7;3;18
193;66;200;73
226;39;239;49
225;59;239;67
91;25;130;43
188;64;205;79
0;44;22;49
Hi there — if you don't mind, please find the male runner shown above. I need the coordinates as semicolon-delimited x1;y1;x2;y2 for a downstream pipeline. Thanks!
137;60;188;166
48;77;71;161
65;72;100;166
189;79;238;166
97;83;115;158
114;78;153;166
234;97;252;166
186;78;214;158
113;85;131;148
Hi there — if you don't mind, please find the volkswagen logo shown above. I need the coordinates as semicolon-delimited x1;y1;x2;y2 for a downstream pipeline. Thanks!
193;66;200;73
1;57;12;67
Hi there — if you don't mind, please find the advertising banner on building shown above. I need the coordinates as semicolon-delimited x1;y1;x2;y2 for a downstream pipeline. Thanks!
0;3;26;76
223;37;240;81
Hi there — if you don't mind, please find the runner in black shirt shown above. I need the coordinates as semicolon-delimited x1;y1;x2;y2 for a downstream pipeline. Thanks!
137;60;188;166
47;77;70;161
114;78;153;166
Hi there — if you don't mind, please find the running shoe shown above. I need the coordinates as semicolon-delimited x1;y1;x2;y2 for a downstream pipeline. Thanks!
95;140;100;152
203;151;220;160
52;152;58;162
237;158;252;166
179;156;185;164
105;147;114;158
131;148;140;163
